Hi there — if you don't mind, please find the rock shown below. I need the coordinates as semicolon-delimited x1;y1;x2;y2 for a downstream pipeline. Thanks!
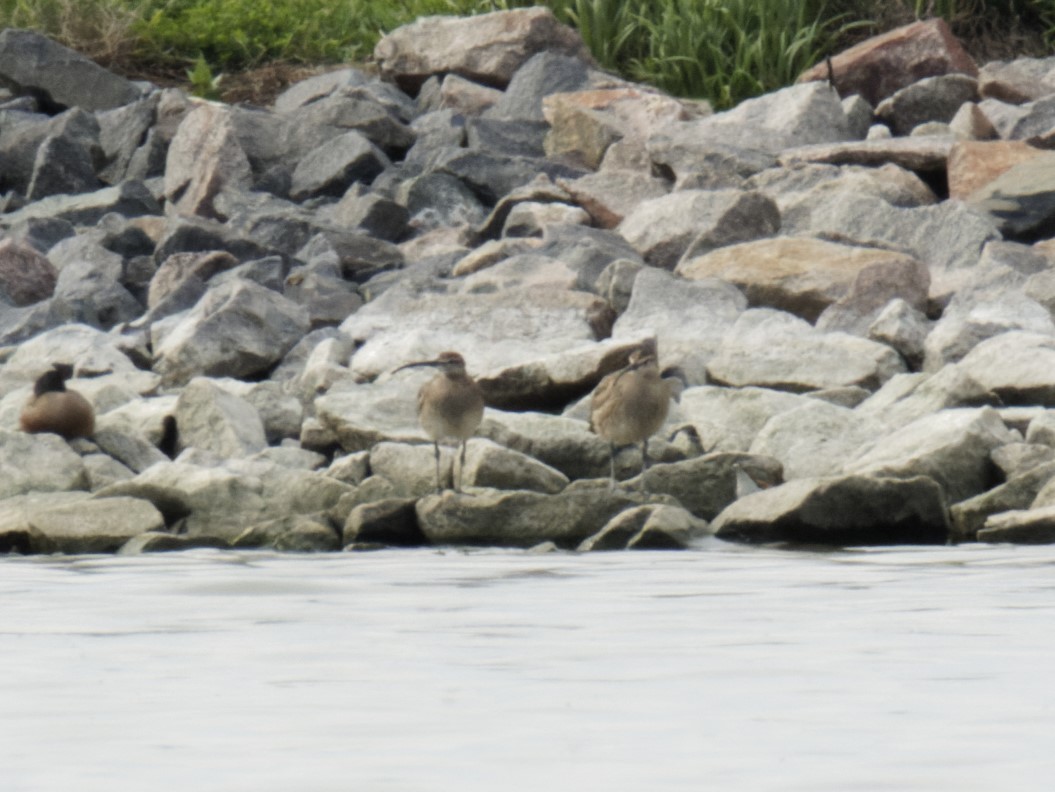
489;51;595;122
341;283;609;380
798;18;977;106
611;268;746;382
148;250;239;309
706;308;906;392
289;131;390;201
578;504;710;550
750;161;937;211
414;487;639;548
978;95;1055;144
947;140;1043;200
83;453;135;491
676;81;852;154
844;406;1016;503
954;331;1055;406
948;102;997;140
479;409;613;480
316;377;430;454
950;461;1055;542
374;7;590;93
0;429;87;498
867;298;931;368
331;187;408;242
748;399;886;480
369;441;458;497
558;170;669;229
875;73;978;136
0;491;163;553
48;235;142;329
778;135;955;175
343;497;425;547
631;451;783;520
467;117;548;158
398;172;488;232
966;150;1055;238
0;180;160;227
677;385;811;452
430;73;502;115
0;238;56;305
118;531;230;554
173;378;268;457
815;255;931;337
712;473;950;545
429;147;585;205
678;237;926;324
0;28;142;111
153;279;310;386
237;514;340;552
26;131;102;201
618;189;779;270
460;437;569;493
646;137;773;191
979;56;1055;103
977;505;1055;544
90;427;168;474
856;367;997;431
164;103;253;219
991;441;1055;479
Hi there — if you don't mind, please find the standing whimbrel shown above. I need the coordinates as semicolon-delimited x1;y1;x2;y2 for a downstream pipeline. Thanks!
394;351;485;493
19;363;95;440
590;338;679;486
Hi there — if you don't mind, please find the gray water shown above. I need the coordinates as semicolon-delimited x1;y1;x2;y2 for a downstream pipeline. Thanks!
2;541;1054;792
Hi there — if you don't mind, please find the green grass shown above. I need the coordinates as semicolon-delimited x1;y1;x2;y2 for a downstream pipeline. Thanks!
1;0;1054;108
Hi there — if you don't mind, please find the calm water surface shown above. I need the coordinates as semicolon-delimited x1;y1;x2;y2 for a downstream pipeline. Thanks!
2;540;1054;791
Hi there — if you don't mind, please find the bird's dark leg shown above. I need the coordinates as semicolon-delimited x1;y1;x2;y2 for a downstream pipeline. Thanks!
609;442;618;490
639;439;651;492
433;441;442;494
455;440;468;493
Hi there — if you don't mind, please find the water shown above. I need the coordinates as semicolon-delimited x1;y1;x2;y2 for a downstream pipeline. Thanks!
2;541;1055;791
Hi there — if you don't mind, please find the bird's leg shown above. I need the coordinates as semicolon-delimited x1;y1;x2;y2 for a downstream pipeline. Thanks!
455;440;468;493
639;439;651;493
609;442;618;490
433;441;442;494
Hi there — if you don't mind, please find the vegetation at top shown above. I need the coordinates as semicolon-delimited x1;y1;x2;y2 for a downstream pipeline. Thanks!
0;0;1053;109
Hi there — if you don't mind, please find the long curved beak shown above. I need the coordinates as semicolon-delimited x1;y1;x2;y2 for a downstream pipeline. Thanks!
393;359;442;374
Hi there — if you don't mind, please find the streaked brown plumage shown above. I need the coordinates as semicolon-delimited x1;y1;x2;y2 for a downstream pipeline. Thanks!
19;363;95;440
590;338;677;486
394;351;485;493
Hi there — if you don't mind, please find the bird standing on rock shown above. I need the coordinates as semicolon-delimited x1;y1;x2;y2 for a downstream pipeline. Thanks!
19;363;95;440
394;351;485;493
590;338;681;487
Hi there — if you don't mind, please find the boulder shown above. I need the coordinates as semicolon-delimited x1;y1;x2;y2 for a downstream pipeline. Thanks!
678;385;812;452
0;28;142;111
0;180;160;227
414;487;640;548
460;437;569;494
977;505;1055;544
617;189;779;270
558;170;670;229
0;491;163;553
153;279;310;385
978;56;1055;103
479;409;613;481
0;237;56;306
778;135;955;175
173;378;268;458
844;407;1016;503
0;429;87;499
148;250;239;309
489;51;596;122
374;7;590;93
343;497;425;547
289;131;390;201
966;150;1055;238
677;237;926;324
954;331;1055;406
706;308;906;392
798;18;977;106
579;504;710;551
947;140;1044;200
874;73;979;136
712;473;950;545
950;460;1055;542
867;298;931;368
856;367;997;430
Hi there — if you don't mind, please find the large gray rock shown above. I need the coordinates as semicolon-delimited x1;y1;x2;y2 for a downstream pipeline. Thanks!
749;399;886;480
461;437;569;493
0;29;142;111
479;409;613;480
289;131;390;201
875;73;979;136
611;268;746;382
0;238;56;306
706;309;906;392
579;504;711;551
48;235;142;329
0;430;87;499
340;283;609;380
374;7;591;92
153;279;310;385
173;378;268;458
712;473;950;546
954;331;1055;406
315;375;428;453
0;491;163;553
977;505;1055;544
415;487;640;548
26;131;102;201
856;367;997;430
0;180;160;227
950;461;1055;542
678;237;927;325
677;385;812;452
617;189;779;270
844;407;1016;503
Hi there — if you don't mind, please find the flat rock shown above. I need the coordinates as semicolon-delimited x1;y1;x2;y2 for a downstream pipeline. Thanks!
415;487;640;548
778;135;955;174
677;237;926;324
977;504;1055;544
955;331;1055;406
712;473;950;545
947;140;1044;200
950;461;1055;542
0;491;163;553
706;308;906;392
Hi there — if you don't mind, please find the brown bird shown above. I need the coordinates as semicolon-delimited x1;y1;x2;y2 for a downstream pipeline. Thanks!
590;338;680;486
20;363;95;440
394;351;485;493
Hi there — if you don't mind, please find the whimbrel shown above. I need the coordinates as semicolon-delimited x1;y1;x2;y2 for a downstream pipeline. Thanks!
590;338;679;486
19;363;95;440
394;351;485;493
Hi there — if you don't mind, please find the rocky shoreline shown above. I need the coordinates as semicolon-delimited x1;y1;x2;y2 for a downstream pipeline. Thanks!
2;9;1055;554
